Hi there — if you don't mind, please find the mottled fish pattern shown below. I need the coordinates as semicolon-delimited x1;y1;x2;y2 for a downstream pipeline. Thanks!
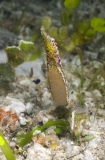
41;26;68;106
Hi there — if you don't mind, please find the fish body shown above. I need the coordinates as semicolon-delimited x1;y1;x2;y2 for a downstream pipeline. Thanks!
41;26;68;106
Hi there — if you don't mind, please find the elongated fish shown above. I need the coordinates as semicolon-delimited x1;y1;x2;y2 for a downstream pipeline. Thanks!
41;26;68;106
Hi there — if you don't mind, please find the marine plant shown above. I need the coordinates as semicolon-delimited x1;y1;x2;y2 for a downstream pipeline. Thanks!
5;40;40;67
17;120;69;147
0;40;40;93
0;131;16;160
0;63;15;94
41;0;105;53
0;108;18;160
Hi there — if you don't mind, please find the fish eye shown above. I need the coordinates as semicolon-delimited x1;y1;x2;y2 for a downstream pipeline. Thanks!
50;38;55;43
